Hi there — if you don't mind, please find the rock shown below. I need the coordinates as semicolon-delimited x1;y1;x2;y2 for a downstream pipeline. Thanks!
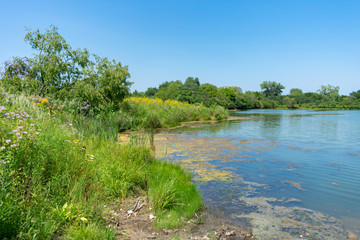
348;233;357;239
226;230;236;236
149;214;155;220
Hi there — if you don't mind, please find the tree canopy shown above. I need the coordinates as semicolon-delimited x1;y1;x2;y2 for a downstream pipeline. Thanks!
260;81;285;97
1;25;132;110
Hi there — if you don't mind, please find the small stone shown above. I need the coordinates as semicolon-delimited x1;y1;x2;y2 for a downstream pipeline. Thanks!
149;214;155;220
202;236;210;240
348;234;357;239
225;230;236;236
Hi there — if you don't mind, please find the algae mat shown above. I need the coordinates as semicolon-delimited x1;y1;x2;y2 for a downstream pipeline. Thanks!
154;132;354;240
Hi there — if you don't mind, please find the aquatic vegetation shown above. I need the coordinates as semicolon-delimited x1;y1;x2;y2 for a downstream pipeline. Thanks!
154;125;356;239
233;196;347;240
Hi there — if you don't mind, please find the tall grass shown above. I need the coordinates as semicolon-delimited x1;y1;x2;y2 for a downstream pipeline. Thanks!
147;161;203;228
0;91;204;239
122;97;228;129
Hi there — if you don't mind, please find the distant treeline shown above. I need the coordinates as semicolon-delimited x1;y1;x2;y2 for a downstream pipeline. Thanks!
133;78;360;110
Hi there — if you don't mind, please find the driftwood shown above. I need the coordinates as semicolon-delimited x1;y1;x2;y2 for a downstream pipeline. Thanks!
102;216;120;226
127;197;145;217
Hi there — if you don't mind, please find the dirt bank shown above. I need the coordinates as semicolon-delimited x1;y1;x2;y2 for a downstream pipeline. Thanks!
104;197;254;240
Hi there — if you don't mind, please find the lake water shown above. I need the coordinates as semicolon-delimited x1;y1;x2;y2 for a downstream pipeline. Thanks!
158;109;360;240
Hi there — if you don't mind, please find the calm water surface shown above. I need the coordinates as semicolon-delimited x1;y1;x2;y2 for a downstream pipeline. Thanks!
161;110;360;240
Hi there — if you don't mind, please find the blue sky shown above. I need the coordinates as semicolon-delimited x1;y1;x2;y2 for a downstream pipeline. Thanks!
1;0;359;95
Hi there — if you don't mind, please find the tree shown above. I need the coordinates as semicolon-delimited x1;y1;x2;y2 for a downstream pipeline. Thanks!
24;25;91;95
260;81;285;97
199;83;218;106
1;57;36;93
145;87;158;97
317;85;340;100
290;88;303;96
283;96;297;108
178;77;201;103
317;85;339;96
156;80;182;100
2;25;132;108
350;90;360;100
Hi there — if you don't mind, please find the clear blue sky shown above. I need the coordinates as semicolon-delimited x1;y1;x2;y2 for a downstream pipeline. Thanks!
1;0;359;95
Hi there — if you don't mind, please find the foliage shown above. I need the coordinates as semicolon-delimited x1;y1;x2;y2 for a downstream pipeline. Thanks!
0;91;203;238
148;161;202;228
290;88;303;96
137;78;360;110
317;84;340;96
122;97;228;129
260;81;285;97
1;25;131;111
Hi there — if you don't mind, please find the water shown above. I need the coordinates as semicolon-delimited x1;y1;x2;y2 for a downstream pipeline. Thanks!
158;109;360;239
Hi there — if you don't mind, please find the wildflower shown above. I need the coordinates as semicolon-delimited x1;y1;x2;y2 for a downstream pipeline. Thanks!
18;136;22;139
13;130;17;132
5;139;11;143
10;144;18;148
0;146;5;150
22;131;28;135
7;132;13;135
35;132;39;135
0;106;5;111
16;133;20;135
30;123;35;126
17;126;23;129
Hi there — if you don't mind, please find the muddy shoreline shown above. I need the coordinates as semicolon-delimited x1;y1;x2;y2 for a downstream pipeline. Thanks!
105;196;254;240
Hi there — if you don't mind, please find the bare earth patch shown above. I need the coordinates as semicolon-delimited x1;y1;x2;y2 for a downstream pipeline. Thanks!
103;197;254;240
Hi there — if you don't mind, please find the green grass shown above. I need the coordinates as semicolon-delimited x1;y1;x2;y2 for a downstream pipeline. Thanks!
147;161;203;228
121;97;229;129
0;90;204;239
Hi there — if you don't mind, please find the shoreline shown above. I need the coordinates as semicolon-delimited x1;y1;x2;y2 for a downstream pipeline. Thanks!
105;196;254;240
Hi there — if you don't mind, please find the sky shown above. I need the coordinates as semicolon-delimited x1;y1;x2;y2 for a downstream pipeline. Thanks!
0;0;359;95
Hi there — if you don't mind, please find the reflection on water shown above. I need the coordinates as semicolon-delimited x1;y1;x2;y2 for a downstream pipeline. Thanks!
156;110;360;240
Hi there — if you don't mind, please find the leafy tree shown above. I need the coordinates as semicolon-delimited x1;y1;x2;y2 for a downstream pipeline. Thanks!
199;83;218;106
132;90;145;97
1;25;132;109
1;57;36;93
24;25;91;95
260;81;285;97
178;77;201;103
350;90;360;99
156;80;182;100
283;96;297;108
317;85;340;99
240;91;261;109
290;88;303;96
145;87;158;97
217;87;242;109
